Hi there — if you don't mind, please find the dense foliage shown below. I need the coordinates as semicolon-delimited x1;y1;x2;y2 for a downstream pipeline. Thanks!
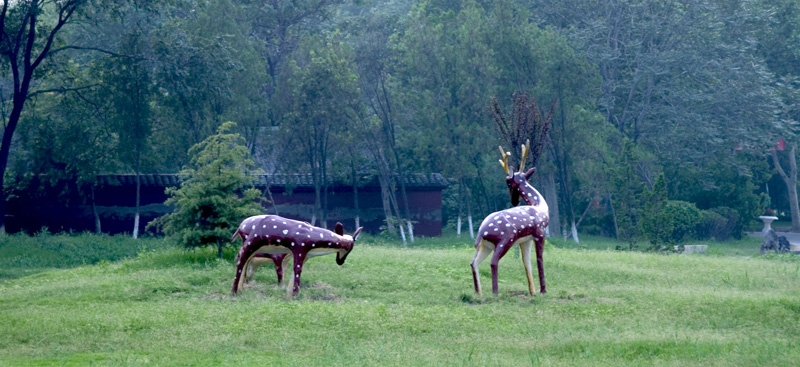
3;0;799;244
149;122;262;256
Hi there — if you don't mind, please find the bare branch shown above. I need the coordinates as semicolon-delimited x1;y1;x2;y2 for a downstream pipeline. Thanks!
28;84;98;98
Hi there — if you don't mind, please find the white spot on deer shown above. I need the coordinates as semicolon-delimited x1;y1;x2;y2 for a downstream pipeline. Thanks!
489;223;494;227
273;225;278;229
252;225;255;230
513;217;517;220
282;230;288;235
506;224;511;227
291;242;295;247
484;231;488;235
254;233;258;237
494;228;499;231
296;232;300;235
320;233;324;238
271;218;276;221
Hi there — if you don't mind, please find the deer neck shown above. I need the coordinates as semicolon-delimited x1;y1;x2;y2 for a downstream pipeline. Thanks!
518;181;546;209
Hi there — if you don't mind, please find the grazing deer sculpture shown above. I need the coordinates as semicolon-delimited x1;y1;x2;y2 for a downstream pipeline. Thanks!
471;141;549;295
231;215;363;296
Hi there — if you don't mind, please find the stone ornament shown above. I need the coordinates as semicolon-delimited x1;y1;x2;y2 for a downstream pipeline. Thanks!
471;141;549;296
231;215;363;296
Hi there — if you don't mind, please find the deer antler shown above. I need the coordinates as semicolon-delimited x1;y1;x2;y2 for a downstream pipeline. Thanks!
519;139;530;172
498;146;511;174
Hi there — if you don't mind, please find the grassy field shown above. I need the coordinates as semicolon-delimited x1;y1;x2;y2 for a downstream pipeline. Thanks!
1;232;798;366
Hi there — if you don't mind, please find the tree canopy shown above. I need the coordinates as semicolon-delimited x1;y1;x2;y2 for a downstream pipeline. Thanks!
3;0;797;244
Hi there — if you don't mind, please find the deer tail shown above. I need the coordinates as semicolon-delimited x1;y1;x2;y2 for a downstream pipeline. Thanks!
231;229;241;242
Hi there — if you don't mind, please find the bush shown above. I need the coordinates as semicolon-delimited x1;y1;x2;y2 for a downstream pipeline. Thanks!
697;207;741;241
640;200;702;250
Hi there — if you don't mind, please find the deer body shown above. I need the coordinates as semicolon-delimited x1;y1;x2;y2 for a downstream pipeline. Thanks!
231;215;362;296
471;143;549;296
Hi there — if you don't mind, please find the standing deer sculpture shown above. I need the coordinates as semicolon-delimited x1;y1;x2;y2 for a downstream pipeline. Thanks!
471;141;549;295
231;215;363;296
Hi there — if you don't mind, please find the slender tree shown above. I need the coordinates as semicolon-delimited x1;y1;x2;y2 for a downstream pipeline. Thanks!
0;0;85;232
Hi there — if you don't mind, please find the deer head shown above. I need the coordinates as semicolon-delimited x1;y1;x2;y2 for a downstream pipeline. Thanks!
334;222;363;265
499;139;536;206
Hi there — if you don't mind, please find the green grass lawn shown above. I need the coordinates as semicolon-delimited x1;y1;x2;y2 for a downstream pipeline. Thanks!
1;233;798;366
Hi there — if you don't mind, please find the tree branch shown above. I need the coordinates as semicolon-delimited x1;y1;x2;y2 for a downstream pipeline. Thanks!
27;84;98;98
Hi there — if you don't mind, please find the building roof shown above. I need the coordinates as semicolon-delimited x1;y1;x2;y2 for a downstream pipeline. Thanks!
97;173;449;189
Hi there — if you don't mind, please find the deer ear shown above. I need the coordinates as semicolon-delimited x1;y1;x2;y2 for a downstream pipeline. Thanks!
335;222;344;236
352;227;364;241
525;167;536;180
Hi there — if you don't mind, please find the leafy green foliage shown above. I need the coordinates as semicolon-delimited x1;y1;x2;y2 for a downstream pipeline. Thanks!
150;122;262;256
697;207;741;242
610;140;646;246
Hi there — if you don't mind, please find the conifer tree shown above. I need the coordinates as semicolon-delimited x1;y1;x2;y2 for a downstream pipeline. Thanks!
150;122;262;257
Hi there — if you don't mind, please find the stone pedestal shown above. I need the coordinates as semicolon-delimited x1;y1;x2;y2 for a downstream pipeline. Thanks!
759;216;779;233
683;245;707;254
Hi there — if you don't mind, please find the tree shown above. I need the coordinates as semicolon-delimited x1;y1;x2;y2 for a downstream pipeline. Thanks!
106;31;154;239
150;121;262;258
391;0;495;238
0;0;85;232
771;144;800;231
278;36;361;228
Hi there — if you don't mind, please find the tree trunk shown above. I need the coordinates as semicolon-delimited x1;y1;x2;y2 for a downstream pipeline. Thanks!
457;179;464;237
91;185;102;234
771;145;800;232
311;167;320;226
0;97;27;232
351;163;360;229
387;177;407;246
609;193;620;239
466;184;474;239
379;174;395;234
265;176;279;215
133;170;141;239
543;172;561;238
398;172;414;242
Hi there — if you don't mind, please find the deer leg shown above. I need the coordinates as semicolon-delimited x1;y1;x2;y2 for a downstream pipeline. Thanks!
243;256;258;282
274;254;288;284
520;240;536;296
470;241;492;295
232;242;259;294
490;241;513;295
287;250;307;296
534;235;546;293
